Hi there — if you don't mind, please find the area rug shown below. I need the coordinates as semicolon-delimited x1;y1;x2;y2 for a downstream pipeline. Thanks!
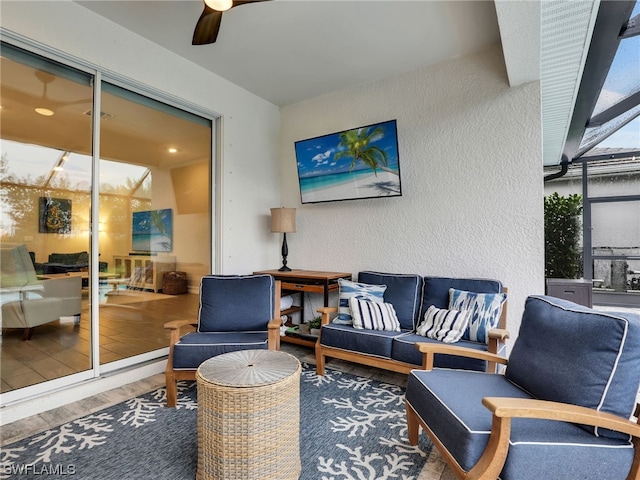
1;365;432;479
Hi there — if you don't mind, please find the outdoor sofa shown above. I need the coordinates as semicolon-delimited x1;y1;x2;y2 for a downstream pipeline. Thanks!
315;271;508;375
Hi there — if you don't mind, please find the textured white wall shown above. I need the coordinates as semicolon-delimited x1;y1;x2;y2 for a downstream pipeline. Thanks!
0;0;282;275
280;45;545;343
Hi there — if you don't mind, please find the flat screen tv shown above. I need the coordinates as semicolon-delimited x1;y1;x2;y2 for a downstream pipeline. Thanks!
131;208;173;253
294;119;402;204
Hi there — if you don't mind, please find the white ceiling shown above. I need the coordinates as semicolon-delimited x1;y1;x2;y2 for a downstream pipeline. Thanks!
75;0;540;107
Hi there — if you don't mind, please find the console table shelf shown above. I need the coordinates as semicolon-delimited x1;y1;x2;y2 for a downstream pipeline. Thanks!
253;269;352;348
114;255;176;293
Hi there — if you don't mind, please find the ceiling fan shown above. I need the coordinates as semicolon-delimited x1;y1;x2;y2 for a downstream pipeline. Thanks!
192;0;272;45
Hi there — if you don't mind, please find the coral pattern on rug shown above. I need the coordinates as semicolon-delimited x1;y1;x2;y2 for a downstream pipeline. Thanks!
1;365;430;479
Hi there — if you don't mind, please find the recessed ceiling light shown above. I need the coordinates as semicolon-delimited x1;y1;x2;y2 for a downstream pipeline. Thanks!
168;147;178;154
35;107;54;117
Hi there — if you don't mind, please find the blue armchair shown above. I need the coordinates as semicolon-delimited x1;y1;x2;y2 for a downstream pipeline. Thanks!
405;295;640;480
163;274;282;407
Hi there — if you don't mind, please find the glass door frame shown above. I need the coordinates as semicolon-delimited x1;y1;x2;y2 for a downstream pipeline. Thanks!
580;160;640;306
0;31;219;404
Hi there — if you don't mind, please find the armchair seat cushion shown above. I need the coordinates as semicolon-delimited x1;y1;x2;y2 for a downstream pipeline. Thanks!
172;331;268;369
406;369;635;480
320;323;406;358
391;333;499;370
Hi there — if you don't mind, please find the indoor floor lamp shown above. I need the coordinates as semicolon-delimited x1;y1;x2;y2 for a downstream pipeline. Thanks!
270;207;296;272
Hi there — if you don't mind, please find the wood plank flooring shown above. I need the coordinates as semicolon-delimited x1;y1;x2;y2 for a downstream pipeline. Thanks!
1;290;199;393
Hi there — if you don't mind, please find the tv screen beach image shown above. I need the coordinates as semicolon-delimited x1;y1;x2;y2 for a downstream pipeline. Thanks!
132;208;173;252
294;120;402;204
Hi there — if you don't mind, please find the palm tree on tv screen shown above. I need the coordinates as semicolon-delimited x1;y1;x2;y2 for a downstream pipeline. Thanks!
334;126;398;176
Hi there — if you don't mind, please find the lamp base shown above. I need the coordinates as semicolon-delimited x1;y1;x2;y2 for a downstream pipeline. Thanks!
278;265;292;272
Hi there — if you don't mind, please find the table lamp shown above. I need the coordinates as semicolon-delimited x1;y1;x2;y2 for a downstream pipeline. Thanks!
270;207;296;271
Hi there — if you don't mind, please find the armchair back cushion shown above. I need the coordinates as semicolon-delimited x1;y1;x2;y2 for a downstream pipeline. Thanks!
506;295;640;440
358;272;422;330
197;274;275;332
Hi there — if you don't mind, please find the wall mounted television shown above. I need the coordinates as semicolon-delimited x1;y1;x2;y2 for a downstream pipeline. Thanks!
131;208;173;253
294;119;402;204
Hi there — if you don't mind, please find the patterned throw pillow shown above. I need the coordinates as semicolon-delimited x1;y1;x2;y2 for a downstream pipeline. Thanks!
333;278;387;325
449;288;507;344
349;297;400;331
416;305;470;343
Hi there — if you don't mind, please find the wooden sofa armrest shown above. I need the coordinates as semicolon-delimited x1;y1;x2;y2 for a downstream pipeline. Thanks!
487;328;510;355
268;317;282;350
467;397;640;480
414;342;508;373
317;306;338;326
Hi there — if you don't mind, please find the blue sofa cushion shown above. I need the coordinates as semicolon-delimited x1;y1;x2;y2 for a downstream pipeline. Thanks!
506;296;640;440
421;277;503;319
358;272;422;330
197;274;275;332
392;333;496;371
320;323;405;358
406;369;635;479
172;332;268;369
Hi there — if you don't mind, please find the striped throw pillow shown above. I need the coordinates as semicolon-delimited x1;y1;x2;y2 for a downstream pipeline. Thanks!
349;297;400;332
416;305;470;343
333;279;387;325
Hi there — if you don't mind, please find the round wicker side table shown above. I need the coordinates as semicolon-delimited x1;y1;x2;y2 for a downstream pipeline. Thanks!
196;349;302;480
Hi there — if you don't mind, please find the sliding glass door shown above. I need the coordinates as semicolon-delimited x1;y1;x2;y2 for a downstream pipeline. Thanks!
0;44;95;393
97;82;211;369
0;41;213;397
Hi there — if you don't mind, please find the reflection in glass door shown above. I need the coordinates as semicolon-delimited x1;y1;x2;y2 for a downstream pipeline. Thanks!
98;82;211;368
0;44;94;393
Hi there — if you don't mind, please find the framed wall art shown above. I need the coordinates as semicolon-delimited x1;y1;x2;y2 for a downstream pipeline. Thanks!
39;197;72;234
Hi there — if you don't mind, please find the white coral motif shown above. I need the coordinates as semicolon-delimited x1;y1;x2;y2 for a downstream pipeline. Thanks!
318;444;416;480
119;396;163;428
302;368;344;387
28;413;114;465
324;386;405;438
0;446;27;480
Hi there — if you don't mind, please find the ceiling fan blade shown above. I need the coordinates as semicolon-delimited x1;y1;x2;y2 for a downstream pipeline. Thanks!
192;0;271;45
192;6;223;45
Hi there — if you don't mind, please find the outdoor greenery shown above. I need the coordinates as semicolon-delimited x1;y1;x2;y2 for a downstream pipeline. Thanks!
544;192;583;278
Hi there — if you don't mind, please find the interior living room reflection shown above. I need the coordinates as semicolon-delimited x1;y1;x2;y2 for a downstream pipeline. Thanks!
0;46;212;394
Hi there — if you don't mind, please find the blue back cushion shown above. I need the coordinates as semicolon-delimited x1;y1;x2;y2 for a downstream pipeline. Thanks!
198;274;275;332
507;295;640;440
358;272;422;331
420;277;503;318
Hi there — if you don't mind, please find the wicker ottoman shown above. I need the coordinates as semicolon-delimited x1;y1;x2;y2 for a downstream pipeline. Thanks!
196;349;302;480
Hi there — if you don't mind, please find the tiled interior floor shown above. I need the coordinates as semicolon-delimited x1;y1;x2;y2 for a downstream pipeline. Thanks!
0;342;455;479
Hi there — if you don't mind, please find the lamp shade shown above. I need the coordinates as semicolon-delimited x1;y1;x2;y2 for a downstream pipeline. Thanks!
270;208;296;233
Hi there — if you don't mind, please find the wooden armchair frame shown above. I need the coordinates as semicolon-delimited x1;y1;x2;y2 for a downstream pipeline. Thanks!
163;280;282;407
406;343;640;480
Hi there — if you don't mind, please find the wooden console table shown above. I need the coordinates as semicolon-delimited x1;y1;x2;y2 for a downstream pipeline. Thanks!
253;269;352;347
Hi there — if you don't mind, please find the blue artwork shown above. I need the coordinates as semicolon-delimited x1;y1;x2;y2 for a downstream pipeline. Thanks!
132;209;173;252
294;119;402;204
